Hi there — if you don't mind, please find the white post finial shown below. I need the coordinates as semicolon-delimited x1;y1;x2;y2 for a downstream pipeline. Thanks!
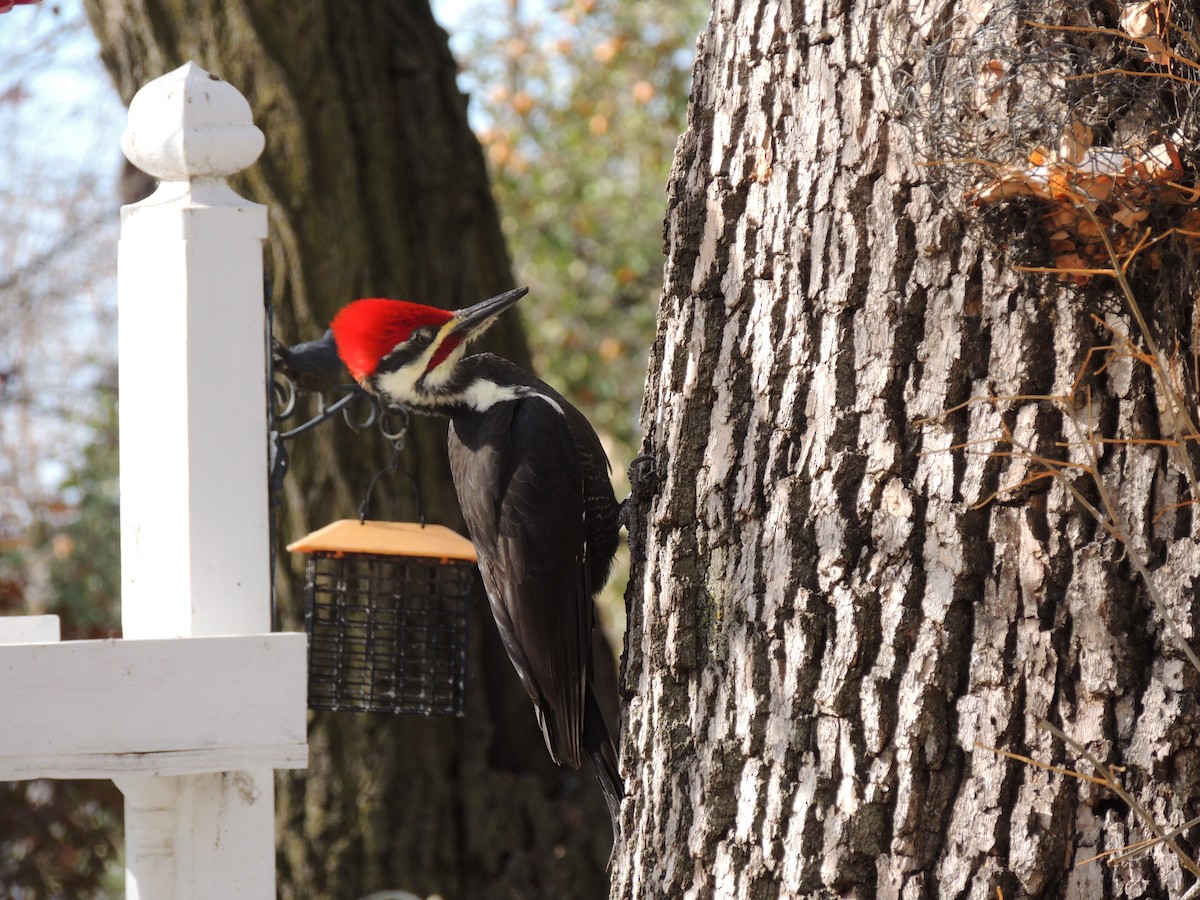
117;62;276;898
122;61;264;186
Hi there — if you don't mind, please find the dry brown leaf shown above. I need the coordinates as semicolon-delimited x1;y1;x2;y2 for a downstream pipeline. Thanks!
1049;232;1077;252
1121;0;1173;64
1053;252;1095;284
970;173;1041;204
1043;207;1080;230
1139;142;1183;182
1048;169;1080;201
1142;34;1172;65
973;59;1006;114
1055;252;1088;269
1112;205;1150;228
1058;120;1093;165
1074;216;1105;239
1120;0;1159;39
1074;174;1117;202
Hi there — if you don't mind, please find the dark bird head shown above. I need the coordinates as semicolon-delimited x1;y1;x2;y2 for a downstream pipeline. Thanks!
330;287;528;409
271;328;346;393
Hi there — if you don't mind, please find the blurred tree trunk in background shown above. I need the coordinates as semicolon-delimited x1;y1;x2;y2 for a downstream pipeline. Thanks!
84;1;617;897
615;0;1200;897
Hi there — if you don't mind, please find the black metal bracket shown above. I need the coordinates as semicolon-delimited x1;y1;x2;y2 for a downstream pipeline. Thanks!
264;285;424;625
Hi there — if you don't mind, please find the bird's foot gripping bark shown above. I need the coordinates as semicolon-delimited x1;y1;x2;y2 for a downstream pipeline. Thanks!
620;453;658;563
618;453;658;527
627;452;657;489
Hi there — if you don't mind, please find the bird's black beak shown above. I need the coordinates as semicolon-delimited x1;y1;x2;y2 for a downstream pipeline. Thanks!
450;287;528;341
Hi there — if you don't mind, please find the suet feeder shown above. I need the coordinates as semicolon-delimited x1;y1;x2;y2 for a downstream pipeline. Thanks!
286;519;477;717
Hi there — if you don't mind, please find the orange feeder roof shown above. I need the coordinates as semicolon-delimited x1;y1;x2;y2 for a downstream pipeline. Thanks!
286;519;477;562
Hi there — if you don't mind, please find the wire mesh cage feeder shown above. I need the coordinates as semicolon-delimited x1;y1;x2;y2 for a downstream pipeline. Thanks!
286;519;477;717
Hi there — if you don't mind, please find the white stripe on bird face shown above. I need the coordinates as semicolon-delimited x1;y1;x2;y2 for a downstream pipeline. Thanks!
374;356;427;404
373;321;464;403
374;336;568;416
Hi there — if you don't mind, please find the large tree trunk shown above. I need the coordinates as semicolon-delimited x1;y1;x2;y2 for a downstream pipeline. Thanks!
615;0;1200;897
84;2;617;897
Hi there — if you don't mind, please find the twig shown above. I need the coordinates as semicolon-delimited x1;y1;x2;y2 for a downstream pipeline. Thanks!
1040;720;1200;879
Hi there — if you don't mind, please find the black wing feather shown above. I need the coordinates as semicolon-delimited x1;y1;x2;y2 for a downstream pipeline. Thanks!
450;397;591;768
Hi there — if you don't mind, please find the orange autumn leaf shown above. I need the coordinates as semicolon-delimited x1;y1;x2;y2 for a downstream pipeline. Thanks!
1112;205;1150;229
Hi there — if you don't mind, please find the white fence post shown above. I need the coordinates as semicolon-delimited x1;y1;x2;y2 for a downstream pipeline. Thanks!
118;61;271;636
0;59;304;898
116;61;276;899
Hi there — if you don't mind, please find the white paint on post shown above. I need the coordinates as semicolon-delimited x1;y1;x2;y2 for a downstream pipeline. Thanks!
119;61;270;638
0;614;60;643
116;62;282;900
120;776;180;900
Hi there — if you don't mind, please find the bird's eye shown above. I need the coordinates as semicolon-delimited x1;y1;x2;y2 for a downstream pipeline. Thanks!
412;328;434;346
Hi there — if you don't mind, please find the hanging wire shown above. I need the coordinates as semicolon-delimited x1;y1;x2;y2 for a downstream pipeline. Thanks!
270;388;372;498
269;372;427;527
267;298;431;635
357;404;425;526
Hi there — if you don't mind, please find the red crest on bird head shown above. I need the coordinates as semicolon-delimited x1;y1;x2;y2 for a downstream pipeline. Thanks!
331;299;454;382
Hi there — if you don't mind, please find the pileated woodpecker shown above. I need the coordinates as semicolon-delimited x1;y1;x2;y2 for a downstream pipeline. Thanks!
296;287;624;831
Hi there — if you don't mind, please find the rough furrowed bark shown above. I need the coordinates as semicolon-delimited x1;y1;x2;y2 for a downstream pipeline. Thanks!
85;2;617;897
616;1;1200;898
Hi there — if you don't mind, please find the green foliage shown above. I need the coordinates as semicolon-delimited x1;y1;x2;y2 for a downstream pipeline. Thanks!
0;779;123;900
39;383;120;639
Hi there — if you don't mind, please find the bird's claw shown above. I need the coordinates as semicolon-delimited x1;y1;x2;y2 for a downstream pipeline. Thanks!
627;452;657;488
620;453;658;562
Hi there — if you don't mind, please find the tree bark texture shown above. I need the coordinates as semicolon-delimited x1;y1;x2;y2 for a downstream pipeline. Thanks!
615;1;1200;898
84;2;618;897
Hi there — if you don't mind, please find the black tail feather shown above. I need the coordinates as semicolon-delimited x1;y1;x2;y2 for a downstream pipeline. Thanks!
583;689;624;836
